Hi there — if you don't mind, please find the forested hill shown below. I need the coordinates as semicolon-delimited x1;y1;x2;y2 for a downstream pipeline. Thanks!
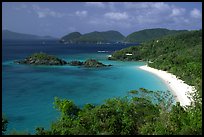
60;32;82;43
3;30;202;135
110;30;202;97
60;28;187;44
124;28;187;43
60;30;125;44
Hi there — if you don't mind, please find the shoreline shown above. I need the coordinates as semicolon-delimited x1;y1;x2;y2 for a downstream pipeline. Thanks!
138;65;196;106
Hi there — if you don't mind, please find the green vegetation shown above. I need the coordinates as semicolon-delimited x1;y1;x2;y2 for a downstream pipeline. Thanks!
110;30;202;98
14;52;67;65
83;59;107;67
28;52;60;60
124;28;187;43
60;32;82;43
2;114;8;135
33;88;201;135
68;59;111;67
35;94;160;135
128;90;138;94
4;29;202;135
3;88;201;135
8;130;30;135
60;30;125;44
107;30;202;135
60;28;187;44
15;53;111;68
139;102;202;135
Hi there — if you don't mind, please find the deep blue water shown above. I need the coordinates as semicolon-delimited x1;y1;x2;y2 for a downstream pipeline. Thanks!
2;40;172;134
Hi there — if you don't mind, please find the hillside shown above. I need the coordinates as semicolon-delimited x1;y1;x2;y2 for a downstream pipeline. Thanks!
2;30;57;40
124;28;187;43
60;32;82;43
110;30;202;98
60;30;125;44
3;30;202;135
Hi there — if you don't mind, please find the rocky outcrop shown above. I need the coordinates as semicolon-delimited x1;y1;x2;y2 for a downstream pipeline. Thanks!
14;53;112;68
68;59;112;68
68;61;83;66
14;52;67;65
83;59;106;67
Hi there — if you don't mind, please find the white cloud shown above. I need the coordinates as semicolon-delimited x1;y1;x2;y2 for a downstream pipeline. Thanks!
124;2;170;11
104;12;129;20
123;2;172;19
170;7;186;17
190;8;202;19
32;5;64;18
85;2;105;8
88;18;132;30
151;2;170;10
122;2;194;28
13;3;32;13
75;10;88;17
124;2;149;9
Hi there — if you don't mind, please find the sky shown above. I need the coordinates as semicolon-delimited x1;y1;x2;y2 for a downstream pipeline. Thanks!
2;2;202;38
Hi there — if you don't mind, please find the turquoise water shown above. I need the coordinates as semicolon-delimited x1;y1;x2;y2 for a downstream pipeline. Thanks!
2;42;172;134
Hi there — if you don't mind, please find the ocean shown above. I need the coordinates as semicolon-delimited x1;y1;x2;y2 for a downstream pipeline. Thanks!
2;40;172;134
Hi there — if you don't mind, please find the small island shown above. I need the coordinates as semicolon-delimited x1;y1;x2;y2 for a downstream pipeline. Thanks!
14;52;67;65
83;59;112;67
68;59;112;67
14;52;112;68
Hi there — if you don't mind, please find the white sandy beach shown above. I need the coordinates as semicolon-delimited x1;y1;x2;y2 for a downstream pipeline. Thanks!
138;65;196;106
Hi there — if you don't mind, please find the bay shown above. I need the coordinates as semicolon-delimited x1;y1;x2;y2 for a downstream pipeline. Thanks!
2;40;172;134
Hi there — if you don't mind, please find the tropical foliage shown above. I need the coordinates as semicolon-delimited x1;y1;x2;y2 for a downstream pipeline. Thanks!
2;114;8;135
60;32;82;43
124;28;187;43
110;30;202;99
60;30;125;44
3;30;202;135
34;88;201;135
107;29;202;135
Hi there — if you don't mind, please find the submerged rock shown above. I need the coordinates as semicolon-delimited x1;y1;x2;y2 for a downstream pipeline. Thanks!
14;52;67;65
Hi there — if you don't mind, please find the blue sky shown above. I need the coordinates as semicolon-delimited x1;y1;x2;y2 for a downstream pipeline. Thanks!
2;2;202;38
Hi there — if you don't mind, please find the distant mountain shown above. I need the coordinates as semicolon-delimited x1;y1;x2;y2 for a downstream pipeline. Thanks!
2;30;57;40
124;28;188;43
60;30;125;44
60;29;188;44
60;32;82;43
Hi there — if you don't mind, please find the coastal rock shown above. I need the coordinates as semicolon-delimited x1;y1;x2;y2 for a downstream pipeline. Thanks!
68;59;111;68
83;59;106;67
14;53;112;68
68;61;84;66
14;52;67;65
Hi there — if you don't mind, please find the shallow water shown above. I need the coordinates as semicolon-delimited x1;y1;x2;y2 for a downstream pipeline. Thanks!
2;40;172;134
